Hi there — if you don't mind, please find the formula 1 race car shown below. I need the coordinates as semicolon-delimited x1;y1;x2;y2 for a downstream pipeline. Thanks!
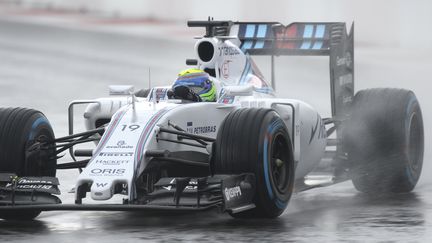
0;19;424;220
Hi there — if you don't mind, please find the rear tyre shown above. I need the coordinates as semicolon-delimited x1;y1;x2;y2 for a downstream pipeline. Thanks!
345;89;424;193
213;108;295;218
0;108;57;220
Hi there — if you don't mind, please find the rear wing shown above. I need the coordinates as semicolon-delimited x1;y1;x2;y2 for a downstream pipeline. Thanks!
188;20;354;120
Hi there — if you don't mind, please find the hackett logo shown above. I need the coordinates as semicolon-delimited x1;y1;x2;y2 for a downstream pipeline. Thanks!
94;160;129;165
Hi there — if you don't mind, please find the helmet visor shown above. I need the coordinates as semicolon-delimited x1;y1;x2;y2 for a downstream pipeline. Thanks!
174;75;211;95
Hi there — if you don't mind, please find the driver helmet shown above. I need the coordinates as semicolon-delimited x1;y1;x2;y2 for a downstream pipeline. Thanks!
173;68;216;102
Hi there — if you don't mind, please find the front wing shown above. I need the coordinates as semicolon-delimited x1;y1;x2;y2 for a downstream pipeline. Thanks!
0;173;255;214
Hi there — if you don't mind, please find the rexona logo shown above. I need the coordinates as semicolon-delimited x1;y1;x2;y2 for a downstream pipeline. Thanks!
106;140;134;149
224;186;242;201
90;168;125;176
99;152;133;157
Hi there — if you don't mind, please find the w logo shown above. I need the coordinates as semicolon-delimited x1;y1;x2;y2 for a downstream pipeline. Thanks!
96;183;108;188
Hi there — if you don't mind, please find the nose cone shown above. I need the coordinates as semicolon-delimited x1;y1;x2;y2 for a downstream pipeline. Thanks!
90;181;114;200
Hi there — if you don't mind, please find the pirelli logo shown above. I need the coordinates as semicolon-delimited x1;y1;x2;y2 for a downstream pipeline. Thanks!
99;152;133;157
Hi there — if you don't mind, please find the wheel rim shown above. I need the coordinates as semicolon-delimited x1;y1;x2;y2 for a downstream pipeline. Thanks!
269;132;290;194
407;113;422;178
25;131;55;177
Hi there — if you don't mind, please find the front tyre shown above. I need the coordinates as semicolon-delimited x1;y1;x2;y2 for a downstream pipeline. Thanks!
345;89;424;193
0;108;57;220
213;108;295;218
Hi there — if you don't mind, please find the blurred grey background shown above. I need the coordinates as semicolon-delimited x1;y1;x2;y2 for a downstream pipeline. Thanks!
4;0;432;48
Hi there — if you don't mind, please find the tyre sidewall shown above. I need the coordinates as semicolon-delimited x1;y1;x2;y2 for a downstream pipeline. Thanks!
0;108;55;220
23;113;56;176
255;112;294;217
400;93;423;190
347;89;424;193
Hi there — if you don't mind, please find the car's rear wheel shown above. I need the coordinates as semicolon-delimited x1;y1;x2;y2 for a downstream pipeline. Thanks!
213;108;295;218
0;108;57;220
344;88;424;193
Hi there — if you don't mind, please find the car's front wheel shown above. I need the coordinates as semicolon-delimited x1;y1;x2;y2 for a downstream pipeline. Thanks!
0;108;57;220
213;108;295;218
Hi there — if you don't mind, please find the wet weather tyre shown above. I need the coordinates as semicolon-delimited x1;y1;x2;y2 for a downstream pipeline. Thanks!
345;89;424;193
213;108;295;218
0;108;57;220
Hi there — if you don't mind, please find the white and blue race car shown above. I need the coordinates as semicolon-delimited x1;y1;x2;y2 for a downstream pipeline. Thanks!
0;20;424;220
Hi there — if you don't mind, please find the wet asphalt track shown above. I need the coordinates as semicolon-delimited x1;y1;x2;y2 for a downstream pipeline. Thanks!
1;19;432;242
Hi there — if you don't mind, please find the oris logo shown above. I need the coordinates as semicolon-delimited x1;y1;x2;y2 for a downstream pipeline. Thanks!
90;168;125;176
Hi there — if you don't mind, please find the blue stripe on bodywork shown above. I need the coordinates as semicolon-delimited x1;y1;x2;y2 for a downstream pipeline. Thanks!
238;59;251;85
245;24;256;37
303;24;314;38
242;41;253;50
315;24;325;38
255;87;274;94
256;24;267;37
301;25;314;49
135;107;172;163
312;41;323;49
131;106;173;201
242;24;256;50
301;41;312;49
93;108;128;155
254;24;267;49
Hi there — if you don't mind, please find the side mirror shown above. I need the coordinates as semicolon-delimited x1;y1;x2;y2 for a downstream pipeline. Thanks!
109;85;134;96
134;89;150;98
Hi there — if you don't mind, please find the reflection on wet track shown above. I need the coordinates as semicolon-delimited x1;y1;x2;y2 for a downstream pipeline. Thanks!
2;183;431;242
0;19;431;242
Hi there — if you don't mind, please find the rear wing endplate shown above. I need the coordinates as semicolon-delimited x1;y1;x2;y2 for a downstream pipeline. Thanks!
234;22;354;120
